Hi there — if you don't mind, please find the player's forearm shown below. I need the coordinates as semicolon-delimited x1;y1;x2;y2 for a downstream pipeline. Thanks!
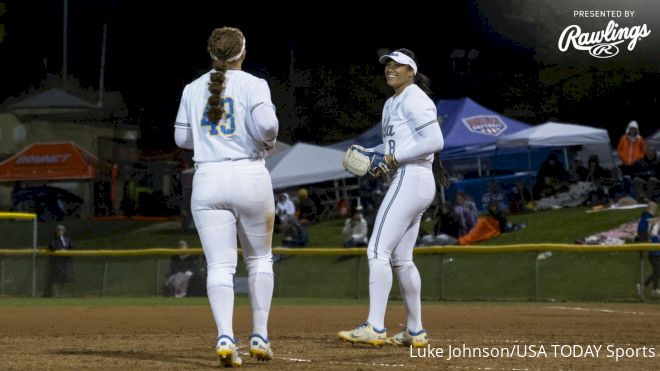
395;125;444;163
174;127;194;149
251;103;279;146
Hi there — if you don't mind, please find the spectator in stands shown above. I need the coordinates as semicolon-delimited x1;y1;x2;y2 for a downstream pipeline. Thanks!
508;181;532;213
275;193;296;231
618;120;646;177
435;202;460;239
533;153;568;199
47;225;74;297
165;240;197;298
421;202;460;245
568;156;587;183
342;205;369;247
296;188;318;225
281;217;308;247
632;149;659;202
637;201;657;242
487;201;526;233
481;181;507;211
582;155;614;206
454;192;479;237
638;217;660;298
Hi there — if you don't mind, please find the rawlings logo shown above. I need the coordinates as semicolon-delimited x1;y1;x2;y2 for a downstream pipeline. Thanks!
558;20;651;58
462;116;507;136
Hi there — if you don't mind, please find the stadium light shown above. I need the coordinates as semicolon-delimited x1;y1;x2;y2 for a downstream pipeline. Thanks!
449;49;465;59
467;49;480;60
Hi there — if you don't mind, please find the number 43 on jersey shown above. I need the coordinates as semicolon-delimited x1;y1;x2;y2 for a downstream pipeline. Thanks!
201;97;236;136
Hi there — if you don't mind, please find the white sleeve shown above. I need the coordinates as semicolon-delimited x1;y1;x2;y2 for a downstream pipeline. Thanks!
174;127;193;149
343;219;351;239
354;219;368;240
249;79;278;146
174;86;193;149
395;94;444;163
285;201;296;216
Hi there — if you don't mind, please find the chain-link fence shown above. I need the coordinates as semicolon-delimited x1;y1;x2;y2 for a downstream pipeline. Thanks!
0;245;658;302
0;212;37;297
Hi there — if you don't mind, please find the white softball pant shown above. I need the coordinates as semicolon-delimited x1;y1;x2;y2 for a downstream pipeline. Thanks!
367;163;436;264
191;160;275;289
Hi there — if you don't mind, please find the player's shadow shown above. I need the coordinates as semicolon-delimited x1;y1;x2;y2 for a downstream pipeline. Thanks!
52;349;211;368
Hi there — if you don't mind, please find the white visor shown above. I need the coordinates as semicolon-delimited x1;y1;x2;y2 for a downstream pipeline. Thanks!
379;51;417;75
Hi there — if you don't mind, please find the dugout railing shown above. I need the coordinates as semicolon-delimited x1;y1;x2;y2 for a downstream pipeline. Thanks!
0;244;658;301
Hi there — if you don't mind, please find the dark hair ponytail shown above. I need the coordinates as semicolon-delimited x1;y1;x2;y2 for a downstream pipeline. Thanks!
414;73;432;96
206;27;244;124
207;60;228;123
394;48;432;96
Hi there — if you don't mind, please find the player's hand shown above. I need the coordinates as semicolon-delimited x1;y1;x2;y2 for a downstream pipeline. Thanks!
369;153;395;177
384;155;398;170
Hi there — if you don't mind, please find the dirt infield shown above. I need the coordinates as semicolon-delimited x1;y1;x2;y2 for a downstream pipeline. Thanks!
1;302;659;370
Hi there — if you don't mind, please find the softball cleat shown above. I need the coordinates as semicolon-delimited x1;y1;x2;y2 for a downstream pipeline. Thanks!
387;328;429;348
216;335;242;368
248;334;273;361
338;322;387;347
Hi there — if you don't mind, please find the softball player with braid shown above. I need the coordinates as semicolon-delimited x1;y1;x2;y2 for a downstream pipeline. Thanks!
174;27;278;367
339;48;444;348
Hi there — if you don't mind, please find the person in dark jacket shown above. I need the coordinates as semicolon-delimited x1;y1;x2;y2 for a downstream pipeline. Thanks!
582;155;614;206
434;202;460;239
48;225;74;297
533;153;568;199
296;188;318;225
166;240;198;298
632;150;659;202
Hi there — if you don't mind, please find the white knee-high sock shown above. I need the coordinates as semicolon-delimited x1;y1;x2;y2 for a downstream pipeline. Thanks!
208;284;235;339
367;259;392;330
394;263;423;333
249;272;274;338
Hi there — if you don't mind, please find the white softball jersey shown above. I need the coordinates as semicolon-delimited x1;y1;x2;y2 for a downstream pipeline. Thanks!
380;84;444;165
368;83;444;261
175;70;274;162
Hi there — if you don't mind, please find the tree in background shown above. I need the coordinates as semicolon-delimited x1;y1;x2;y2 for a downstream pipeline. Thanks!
0;2;6;45
269;64;390;145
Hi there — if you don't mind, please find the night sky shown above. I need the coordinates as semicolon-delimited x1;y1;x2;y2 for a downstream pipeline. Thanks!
1;0;658;148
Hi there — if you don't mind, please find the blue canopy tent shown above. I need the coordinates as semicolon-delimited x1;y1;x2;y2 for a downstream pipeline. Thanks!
327;98;537;208
329;97;532;157
437;98;532;158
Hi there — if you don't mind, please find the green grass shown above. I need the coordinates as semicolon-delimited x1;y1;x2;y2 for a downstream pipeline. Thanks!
37;206;644;249
480;207;643;245
3;206;654;302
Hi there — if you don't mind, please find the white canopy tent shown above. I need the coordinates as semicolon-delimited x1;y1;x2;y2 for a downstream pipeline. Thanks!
496;122;615;169
266;142;352;190
182;142;350;190
648;130;660;150
497;122;610;148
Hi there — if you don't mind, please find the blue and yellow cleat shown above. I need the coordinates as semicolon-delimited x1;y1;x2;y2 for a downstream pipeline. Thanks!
248;334;273;361
338;322;387;347
386;328;429;348
216;335;242;368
